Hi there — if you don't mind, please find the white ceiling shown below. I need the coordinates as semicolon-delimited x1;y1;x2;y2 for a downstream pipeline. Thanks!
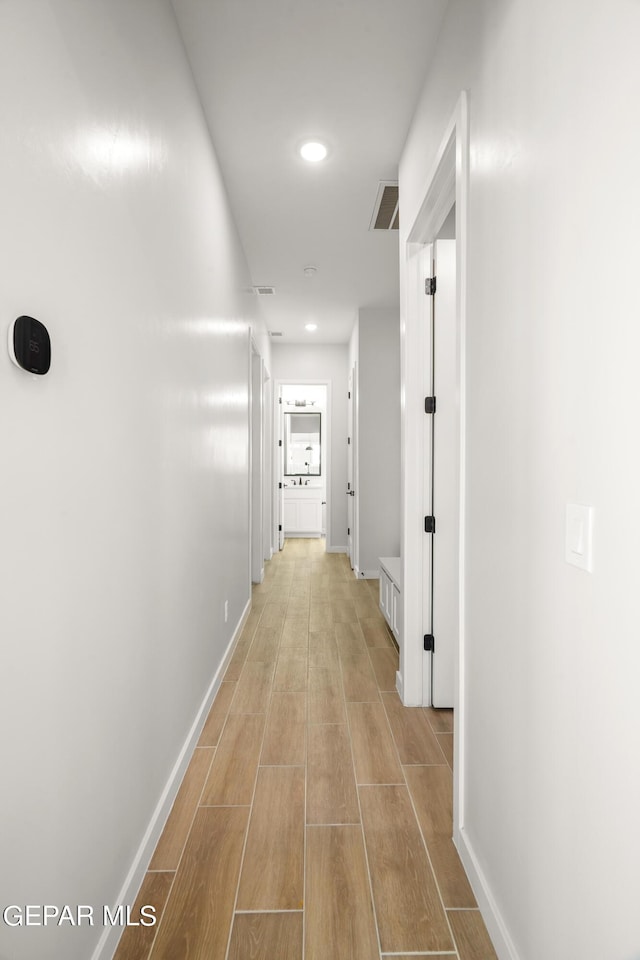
171;0;449;343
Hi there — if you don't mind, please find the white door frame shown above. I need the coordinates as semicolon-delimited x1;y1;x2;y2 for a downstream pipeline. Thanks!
275;380;331;549
249;336;264;584
400;92;469;835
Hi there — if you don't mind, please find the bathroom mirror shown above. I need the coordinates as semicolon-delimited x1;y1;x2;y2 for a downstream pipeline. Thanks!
284;411;321;476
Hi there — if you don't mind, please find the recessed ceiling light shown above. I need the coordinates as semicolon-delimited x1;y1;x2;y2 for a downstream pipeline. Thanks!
303;265;318;277
305;323;318;332
300;141;328;163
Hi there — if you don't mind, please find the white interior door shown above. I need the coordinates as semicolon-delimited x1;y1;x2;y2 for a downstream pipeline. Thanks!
428;239;458;707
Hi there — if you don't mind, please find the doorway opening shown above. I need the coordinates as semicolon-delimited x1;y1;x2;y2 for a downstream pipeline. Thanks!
400;92;469;842
275;383;330;551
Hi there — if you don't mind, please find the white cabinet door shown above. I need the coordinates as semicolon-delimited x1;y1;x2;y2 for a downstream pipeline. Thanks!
392;584;400;641
283;499;298;531
298;499;321;532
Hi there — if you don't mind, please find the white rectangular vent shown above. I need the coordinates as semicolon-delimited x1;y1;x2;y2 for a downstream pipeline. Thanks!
269;331;283;337
369;181;399;231
253;285;275;295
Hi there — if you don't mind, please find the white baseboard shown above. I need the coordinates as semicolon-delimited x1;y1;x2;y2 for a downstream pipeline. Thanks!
284;532;322;538
326;544;347;553
358;568;379;579
396;670;404;700
455;826;520;960
92;599;251;960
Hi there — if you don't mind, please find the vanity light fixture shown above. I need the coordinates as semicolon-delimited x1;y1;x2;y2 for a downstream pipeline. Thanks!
300;141;327;163
305;323;318;332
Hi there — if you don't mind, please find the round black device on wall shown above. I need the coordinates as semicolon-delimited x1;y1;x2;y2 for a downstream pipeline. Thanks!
8;315;51;375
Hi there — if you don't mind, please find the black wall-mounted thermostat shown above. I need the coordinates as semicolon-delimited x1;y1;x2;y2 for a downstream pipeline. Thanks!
8;315;51;375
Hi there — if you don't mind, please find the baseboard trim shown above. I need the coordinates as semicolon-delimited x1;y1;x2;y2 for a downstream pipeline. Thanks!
455;826;519;960
92;598;251;960
326;545;347;553
396;669;404;700
358;568;379;579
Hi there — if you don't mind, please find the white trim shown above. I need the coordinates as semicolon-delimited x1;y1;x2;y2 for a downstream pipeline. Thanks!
275;379;332;549
456;828;520;960
400;87;469;847
92;599;251;960
357;568;379;580
395;670;403;699
325;545;347;554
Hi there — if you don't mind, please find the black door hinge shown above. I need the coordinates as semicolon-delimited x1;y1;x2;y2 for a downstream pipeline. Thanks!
425;277;437;295
278;524;282;532
424;396;436;414
278;482;282;489
347;437;351;445
424;515;436;534
348;391;351;399
278;439;282;447
424;634;435;652
347;527;350;535
278;396;282;404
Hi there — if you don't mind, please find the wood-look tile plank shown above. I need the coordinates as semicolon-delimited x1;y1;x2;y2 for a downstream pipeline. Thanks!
240;609;262;642
281;618;309;648
269;582;292;600
225;639;250;681
340;654;380;702
359;785;454;954
308;630;340;667
113;871;173;960
404;765;476;908
230;661;274;714
261;692;306;765
247;625;281;662
274;649;308;691
448;910;498;960
286;596;310;618
309;664;346;724
228;913;303;960
201;714;265;805
425;706;454;734
260;601;288;628
307;724;359;824
149;806;248;960
309;602;333;631
198;682;236;746
347;701;403;784
305;825;379;960
328;580;354;599
150;748;214;870
437;732;454;769
360;618;394;649
334;621;367;656
237;766;305;910
382;691;446;765
354;598;382;621
368;647;399;692
289;579;310;599
331;599;358;623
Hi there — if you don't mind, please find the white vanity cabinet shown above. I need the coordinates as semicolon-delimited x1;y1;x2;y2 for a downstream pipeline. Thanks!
379;557;401;644
283;486;323;536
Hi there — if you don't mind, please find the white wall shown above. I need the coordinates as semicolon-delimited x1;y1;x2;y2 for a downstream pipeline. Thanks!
353;308;401;575
400;2;640;959
271;344;348;550
0;3;268;958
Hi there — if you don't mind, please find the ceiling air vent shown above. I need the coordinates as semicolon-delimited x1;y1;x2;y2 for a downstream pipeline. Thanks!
369;181;399;231
253;285;275;296
269;331;283;337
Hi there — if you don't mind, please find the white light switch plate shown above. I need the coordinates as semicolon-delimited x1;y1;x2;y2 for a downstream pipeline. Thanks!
565;503;593;572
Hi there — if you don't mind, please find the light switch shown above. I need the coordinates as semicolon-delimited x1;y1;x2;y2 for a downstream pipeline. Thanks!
565;503;593;572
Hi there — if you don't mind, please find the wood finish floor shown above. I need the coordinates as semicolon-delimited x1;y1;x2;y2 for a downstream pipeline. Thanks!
115;539;497;960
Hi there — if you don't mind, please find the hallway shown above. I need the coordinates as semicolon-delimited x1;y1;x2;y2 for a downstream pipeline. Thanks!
115;540;495;960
